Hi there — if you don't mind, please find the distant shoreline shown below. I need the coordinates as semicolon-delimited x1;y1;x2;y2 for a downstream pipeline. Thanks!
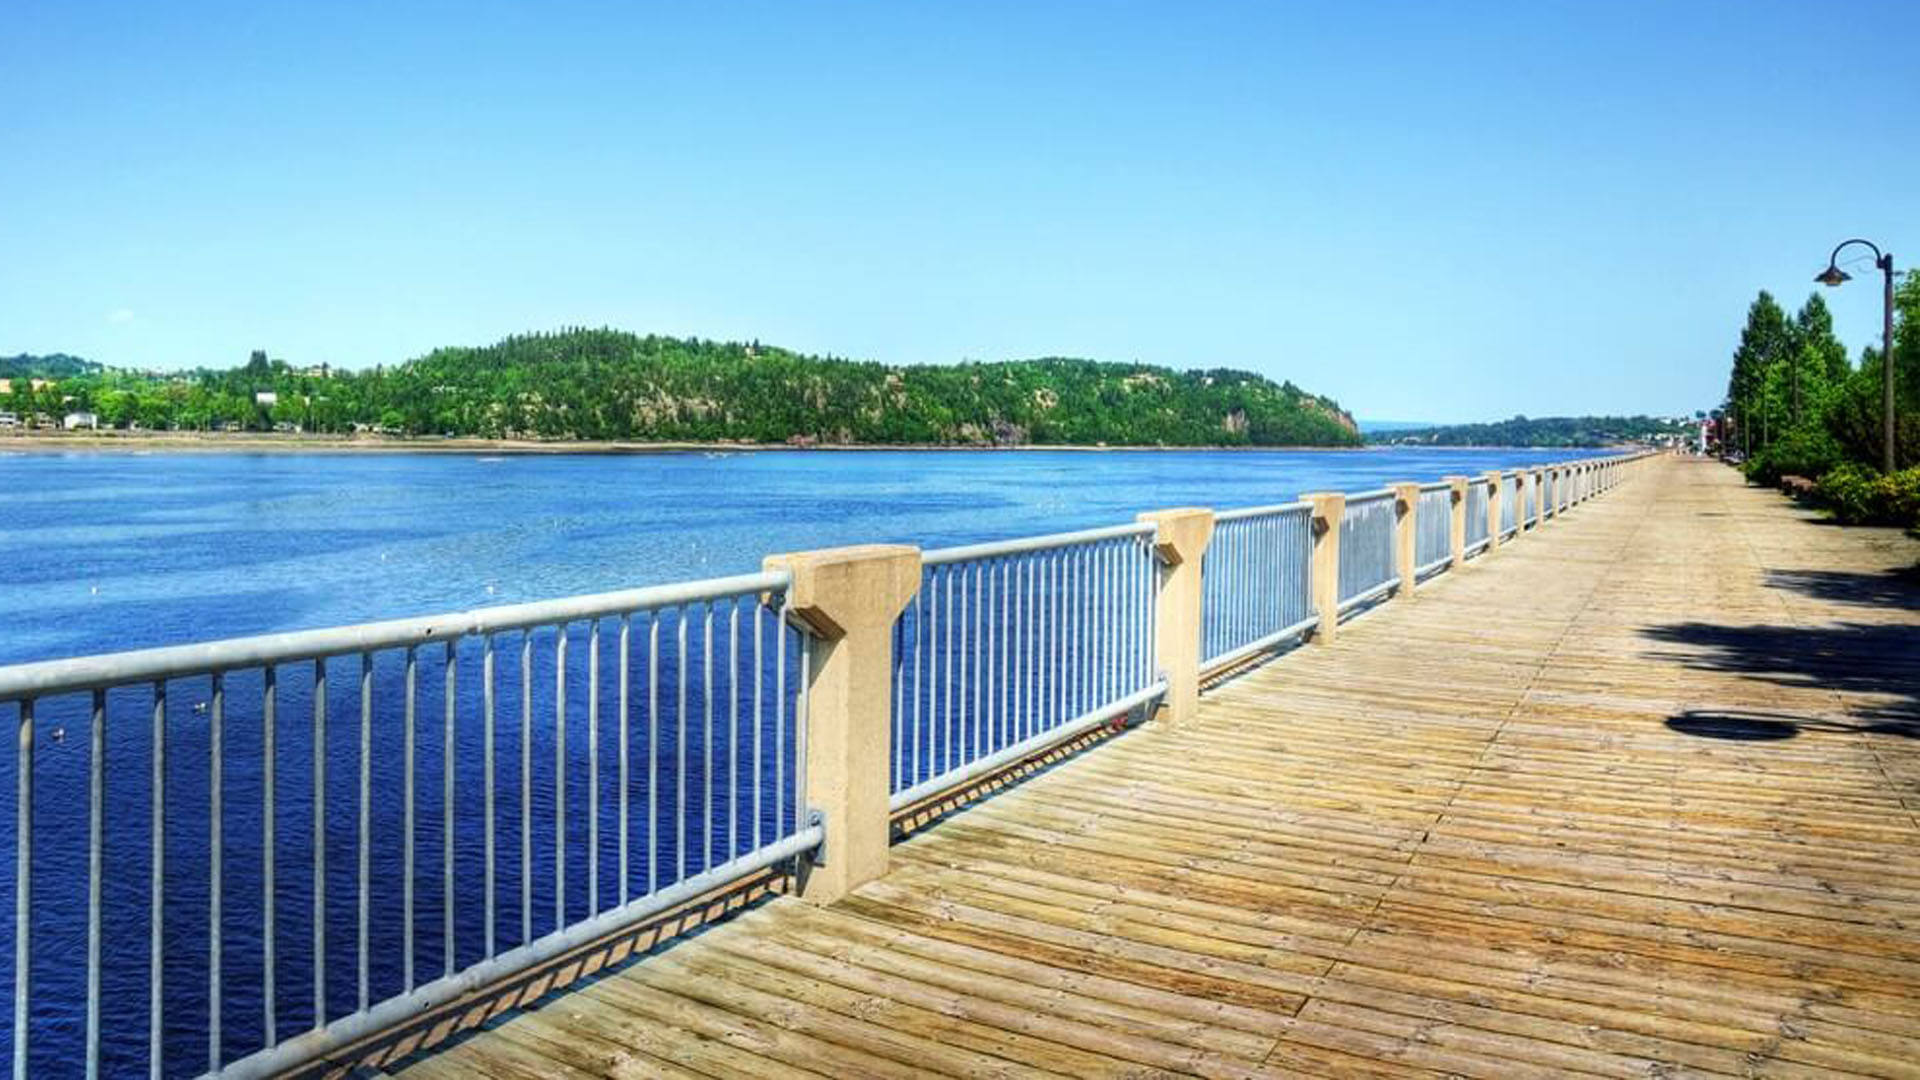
0;431;1392;455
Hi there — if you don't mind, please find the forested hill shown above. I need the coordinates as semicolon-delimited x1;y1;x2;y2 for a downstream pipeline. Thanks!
398;331;1358;445
1370;414;1693;448
4;330;1362;447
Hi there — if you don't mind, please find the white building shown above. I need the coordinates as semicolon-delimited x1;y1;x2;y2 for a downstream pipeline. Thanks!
255;391;279;407
63;411;99;430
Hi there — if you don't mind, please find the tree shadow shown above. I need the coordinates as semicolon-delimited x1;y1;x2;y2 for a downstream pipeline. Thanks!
1641;621;1920;727
1666;708;1920;741
1764;566;1920;611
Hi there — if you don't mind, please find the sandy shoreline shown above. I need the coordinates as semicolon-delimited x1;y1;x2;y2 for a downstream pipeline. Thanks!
0;432;1388;455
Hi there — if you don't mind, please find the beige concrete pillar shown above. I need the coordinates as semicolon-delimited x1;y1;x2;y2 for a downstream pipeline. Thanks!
1306;492;1345;644
1391;482;1420;600
1482;471;1504;551
762;543;921;904
1137;507;1214;728
1444;476;1468;568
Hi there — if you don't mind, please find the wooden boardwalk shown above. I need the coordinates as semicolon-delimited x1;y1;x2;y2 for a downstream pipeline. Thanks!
397;458;1920;1079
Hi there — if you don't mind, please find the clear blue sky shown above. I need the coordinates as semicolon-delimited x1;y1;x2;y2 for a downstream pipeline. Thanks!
3;1;1914;423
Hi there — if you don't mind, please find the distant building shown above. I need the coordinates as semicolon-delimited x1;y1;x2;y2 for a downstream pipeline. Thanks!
0;411;17;428
63;411;99;430
255;391;279;406
0;378;57;394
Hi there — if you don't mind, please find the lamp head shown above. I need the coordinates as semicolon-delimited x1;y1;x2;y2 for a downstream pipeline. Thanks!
1815;265;1851;287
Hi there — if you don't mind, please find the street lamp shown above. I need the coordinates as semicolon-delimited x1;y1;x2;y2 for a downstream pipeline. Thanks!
1815;238;1896;473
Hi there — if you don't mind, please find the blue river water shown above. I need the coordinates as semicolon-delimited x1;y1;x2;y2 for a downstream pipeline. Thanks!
0;447;1597;665
0;446;1609;1076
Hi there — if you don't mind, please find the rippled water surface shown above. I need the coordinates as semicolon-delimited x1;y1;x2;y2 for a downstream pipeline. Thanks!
0;446;1602;665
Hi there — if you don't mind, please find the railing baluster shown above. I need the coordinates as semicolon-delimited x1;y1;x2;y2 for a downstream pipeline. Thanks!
86;689;104;1080
149;682;165;1080
312;659;326;1029
906;588;918;789
554;624;566;929
518;634;531;946
703;603;714;873
728;603;739;862
650;613;661;892
588;620;600;915
483;634;496;957
262;667;277;1048
404;648;416;989
15;698;31;1080
687;599;695;880
357;652;370;1014
443;640;455;974
619;615;631;903
209;671;223;1075
775;599;786;838
794;612;810;833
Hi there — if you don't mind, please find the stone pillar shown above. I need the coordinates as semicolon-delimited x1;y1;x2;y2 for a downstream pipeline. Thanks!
1482;471;1504;551
762;543;921;904
1445;476;1468;568
1306;492;1345;644
1391;482;1420;600
1137;508;1214;728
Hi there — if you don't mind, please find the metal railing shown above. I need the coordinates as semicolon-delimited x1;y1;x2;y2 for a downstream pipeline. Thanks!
1523;471;1539;526
1337;490;1397;610
1414;483;1453;574
1201;503;1314;671
890;523;1163;811
0;573;817;1079
1464;478;1491;555
1499;473;1520;537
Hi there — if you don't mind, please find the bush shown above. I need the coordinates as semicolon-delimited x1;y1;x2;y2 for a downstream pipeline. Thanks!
1743;425;1845;487
1815;464;1920;528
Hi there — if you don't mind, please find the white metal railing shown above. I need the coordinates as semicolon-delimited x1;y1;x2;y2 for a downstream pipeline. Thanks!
0;572;817;1079
1414;482;1453;574
891;523;1163;811
1337;490;1398;611
1201;503;1314;671
1464;477;1492;554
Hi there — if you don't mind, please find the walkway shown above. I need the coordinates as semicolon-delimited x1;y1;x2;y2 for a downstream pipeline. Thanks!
398;458;1920;1079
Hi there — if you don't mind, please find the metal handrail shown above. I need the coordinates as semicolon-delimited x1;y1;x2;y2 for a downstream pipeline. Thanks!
0;571;791;703
922;521;1156;567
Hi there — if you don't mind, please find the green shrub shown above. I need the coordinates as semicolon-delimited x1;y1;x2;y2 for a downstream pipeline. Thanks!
1815;464;1920;528
1744;426;1846;487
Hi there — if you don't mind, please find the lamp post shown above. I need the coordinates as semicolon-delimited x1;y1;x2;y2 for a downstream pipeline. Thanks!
1816;238;1896;473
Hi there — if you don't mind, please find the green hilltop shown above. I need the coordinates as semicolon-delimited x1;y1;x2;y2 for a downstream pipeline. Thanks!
1;329;1361;447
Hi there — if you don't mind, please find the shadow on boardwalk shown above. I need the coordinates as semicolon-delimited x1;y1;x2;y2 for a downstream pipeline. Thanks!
1764;566;1920;611
1642;618;1920;734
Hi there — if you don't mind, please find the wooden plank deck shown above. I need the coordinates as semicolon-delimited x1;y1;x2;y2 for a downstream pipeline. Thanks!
396;458;1920;1079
